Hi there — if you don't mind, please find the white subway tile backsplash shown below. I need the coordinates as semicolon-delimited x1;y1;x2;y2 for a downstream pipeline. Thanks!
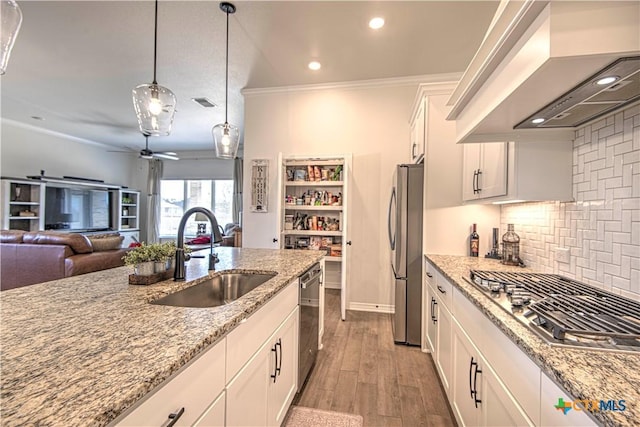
501;104;640;302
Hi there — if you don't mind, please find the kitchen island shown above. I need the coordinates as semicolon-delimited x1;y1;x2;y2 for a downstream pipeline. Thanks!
426;254;640;427
0;247;323;426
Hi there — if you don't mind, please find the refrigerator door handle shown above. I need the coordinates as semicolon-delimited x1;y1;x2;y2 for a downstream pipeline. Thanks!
388;188;396;250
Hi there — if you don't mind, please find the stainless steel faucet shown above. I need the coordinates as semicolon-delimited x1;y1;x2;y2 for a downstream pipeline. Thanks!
174;207;224;281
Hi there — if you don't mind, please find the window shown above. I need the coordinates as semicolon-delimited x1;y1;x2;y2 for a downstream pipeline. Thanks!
160;180;234;237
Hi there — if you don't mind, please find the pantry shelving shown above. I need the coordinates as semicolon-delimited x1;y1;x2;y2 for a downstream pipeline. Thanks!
278;154;351;320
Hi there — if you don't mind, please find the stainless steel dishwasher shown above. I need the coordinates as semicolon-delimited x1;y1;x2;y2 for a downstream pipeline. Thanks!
298;262;321;391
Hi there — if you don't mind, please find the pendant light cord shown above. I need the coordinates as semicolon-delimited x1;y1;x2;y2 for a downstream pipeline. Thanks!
224;7;229;124
152;0;158;84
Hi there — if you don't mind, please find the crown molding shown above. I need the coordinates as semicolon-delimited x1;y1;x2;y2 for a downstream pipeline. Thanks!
242;72;463;97
1;118;113;149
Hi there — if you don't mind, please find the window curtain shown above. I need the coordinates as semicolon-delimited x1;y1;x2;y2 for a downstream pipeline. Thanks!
146;159;163;243
233;158;243;225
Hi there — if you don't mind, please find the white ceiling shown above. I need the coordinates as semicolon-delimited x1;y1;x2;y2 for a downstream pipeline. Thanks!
1;1;498;153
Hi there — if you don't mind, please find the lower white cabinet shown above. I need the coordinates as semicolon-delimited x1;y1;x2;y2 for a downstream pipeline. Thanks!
540;373;596;427
116;338;227;426
435;300;453;397
114;279;300;427
227;307;299;427
452;319;532;427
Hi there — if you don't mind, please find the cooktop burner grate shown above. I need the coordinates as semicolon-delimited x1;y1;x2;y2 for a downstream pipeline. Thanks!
467;270;640;352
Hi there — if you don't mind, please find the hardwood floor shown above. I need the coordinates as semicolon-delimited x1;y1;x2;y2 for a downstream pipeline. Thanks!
296;289;457;427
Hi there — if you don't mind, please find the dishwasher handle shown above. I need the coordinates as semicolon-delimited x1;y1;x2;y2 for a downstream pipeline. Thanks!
300;264;322;288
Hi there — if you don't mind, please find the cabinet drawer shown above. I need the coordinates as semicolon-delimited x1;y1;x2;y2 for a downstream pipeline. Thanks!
425;260;436;288
116;338;226;426
434;270;453;311
226;280;298;381
452;287;489;356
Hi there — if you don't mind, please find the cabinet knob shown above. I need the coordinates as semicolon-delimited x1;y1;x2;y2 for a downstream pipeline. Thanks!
346;241;352;246
273;238;278;243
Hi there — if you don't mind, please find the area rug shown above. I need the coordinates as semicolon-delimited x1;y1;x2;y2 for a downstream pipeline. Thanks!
284;406;363;427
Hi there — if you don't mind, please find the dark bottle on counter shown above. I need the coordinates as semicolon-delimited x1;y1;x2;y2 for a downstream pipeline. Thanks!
470;223;480;257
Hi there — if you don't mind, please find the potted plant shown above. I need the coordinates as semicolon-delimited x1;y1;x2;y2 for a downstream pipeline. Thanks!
122;244;155;276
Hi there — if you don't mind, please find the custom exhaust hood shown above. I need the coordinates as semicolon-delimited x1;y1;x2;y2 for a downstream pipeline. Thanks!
447;1;640;143
515;56;640;129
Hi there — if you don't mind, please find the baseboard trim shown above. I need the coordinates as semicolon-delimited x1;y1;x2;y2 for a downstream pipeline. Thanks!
347;302;394;314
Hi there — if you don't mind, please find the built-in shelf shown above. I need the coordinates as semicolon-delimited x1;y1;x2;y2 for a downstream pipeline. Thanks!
283;205;342;211
325;256;342;262
282;230;342;237
284;181;344;187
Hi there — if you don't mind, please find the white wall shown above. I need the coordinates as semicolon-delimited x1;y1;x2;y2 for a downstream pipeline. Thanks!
501;103;640;301
243;81;419;309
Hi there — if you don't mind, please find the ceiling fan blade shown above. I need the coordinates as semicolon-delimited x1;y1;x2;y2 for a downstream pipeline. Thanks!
154;152;179;161
158;151;177;156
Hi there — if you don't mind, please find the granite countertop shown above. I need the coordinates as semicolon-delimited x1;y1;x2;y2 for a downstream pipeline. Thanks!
0;247;323;427
426;254;640;427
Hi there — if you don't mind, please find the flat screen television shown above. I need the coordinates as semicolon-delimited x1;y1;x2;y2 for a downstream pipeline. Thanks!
44;186;111;232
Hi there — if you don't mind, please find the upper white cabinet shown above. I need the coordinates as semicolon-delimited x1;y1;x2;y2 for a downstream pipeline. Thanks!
1;178;45;231
410;95;426;163
462;140;572;203
462;142;507;201
446;1;640;143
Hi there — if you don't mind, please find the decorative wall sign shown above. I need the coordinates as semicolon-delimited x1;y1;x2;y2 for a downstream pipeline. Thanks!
251;159;269;212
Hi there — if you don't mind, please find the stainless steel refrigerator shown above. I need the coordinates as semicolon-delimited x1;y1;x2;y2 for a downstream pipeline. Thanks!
388;163;423;345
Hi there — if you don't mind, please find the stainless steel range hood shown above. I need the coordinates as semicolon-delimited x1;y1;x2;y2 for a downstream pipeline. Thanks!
447;1;640;144
515;56;640;129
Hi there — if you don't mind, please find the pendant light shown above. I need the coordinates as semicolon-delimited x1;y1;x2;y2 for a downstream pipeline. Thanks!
212;2;240;159
132;0;176;136
0;0;23;75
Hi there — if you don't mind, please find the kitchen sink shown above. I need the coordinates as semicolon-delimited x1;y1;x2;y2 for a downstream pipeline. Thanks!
151;271;276;308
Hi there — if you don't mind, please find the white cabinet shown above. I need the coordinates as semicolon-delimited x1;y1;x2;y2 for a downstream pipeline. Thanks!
114;279;301;427
114;189;140;246
452;319;532;427
279;154;350;320
116;338;226;426
462;142;507;201
410;95;426;163
462;141;573;203
1;179;45;231
227;306;299;427
424;261;453;397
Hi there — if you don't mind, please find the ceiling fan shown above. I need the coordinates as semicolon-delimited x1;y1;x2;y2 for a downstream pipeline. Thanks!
139;134;179;161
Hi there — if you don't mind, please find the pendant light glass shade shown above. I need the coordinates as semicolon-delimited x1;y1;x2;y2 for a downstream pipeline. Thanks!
213;2;239;159
1;0;23;75
132;0;176;136
213;122;240;159
132;83;176;136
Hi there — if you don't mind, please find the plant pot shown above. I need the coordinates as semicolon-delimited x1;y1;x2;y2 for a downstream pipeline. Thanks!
166;257;175;271
154;261;167;273
134;261;155;276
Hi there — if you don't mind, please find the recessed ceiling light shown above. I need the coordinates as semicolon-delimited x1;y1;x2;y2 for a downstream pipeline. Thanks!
369;17;385;30
192;97;216;108
308;61;321;71
369;17;384;29
531;118;545;124
595;76;619;86
31;116;44;121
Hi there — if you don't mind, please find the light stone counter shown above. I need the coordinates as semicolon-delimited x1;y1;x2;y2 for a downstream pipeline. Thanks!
426;254;640;427
0;247;323;427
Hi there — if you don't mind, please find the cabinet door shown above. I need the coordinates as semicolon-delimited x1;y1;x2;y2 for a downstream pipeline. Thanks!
452;320;481;427
482;363;533;427
226;341;270;427
426;284;437;353
477;142;507;199
436;303;453;397
267;307;299;427
462;144;482;201
193;391;225;427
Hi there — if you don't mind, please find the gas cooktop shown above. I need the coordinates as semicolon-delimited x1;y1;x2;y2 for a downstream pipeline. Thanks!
464;270;640;353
